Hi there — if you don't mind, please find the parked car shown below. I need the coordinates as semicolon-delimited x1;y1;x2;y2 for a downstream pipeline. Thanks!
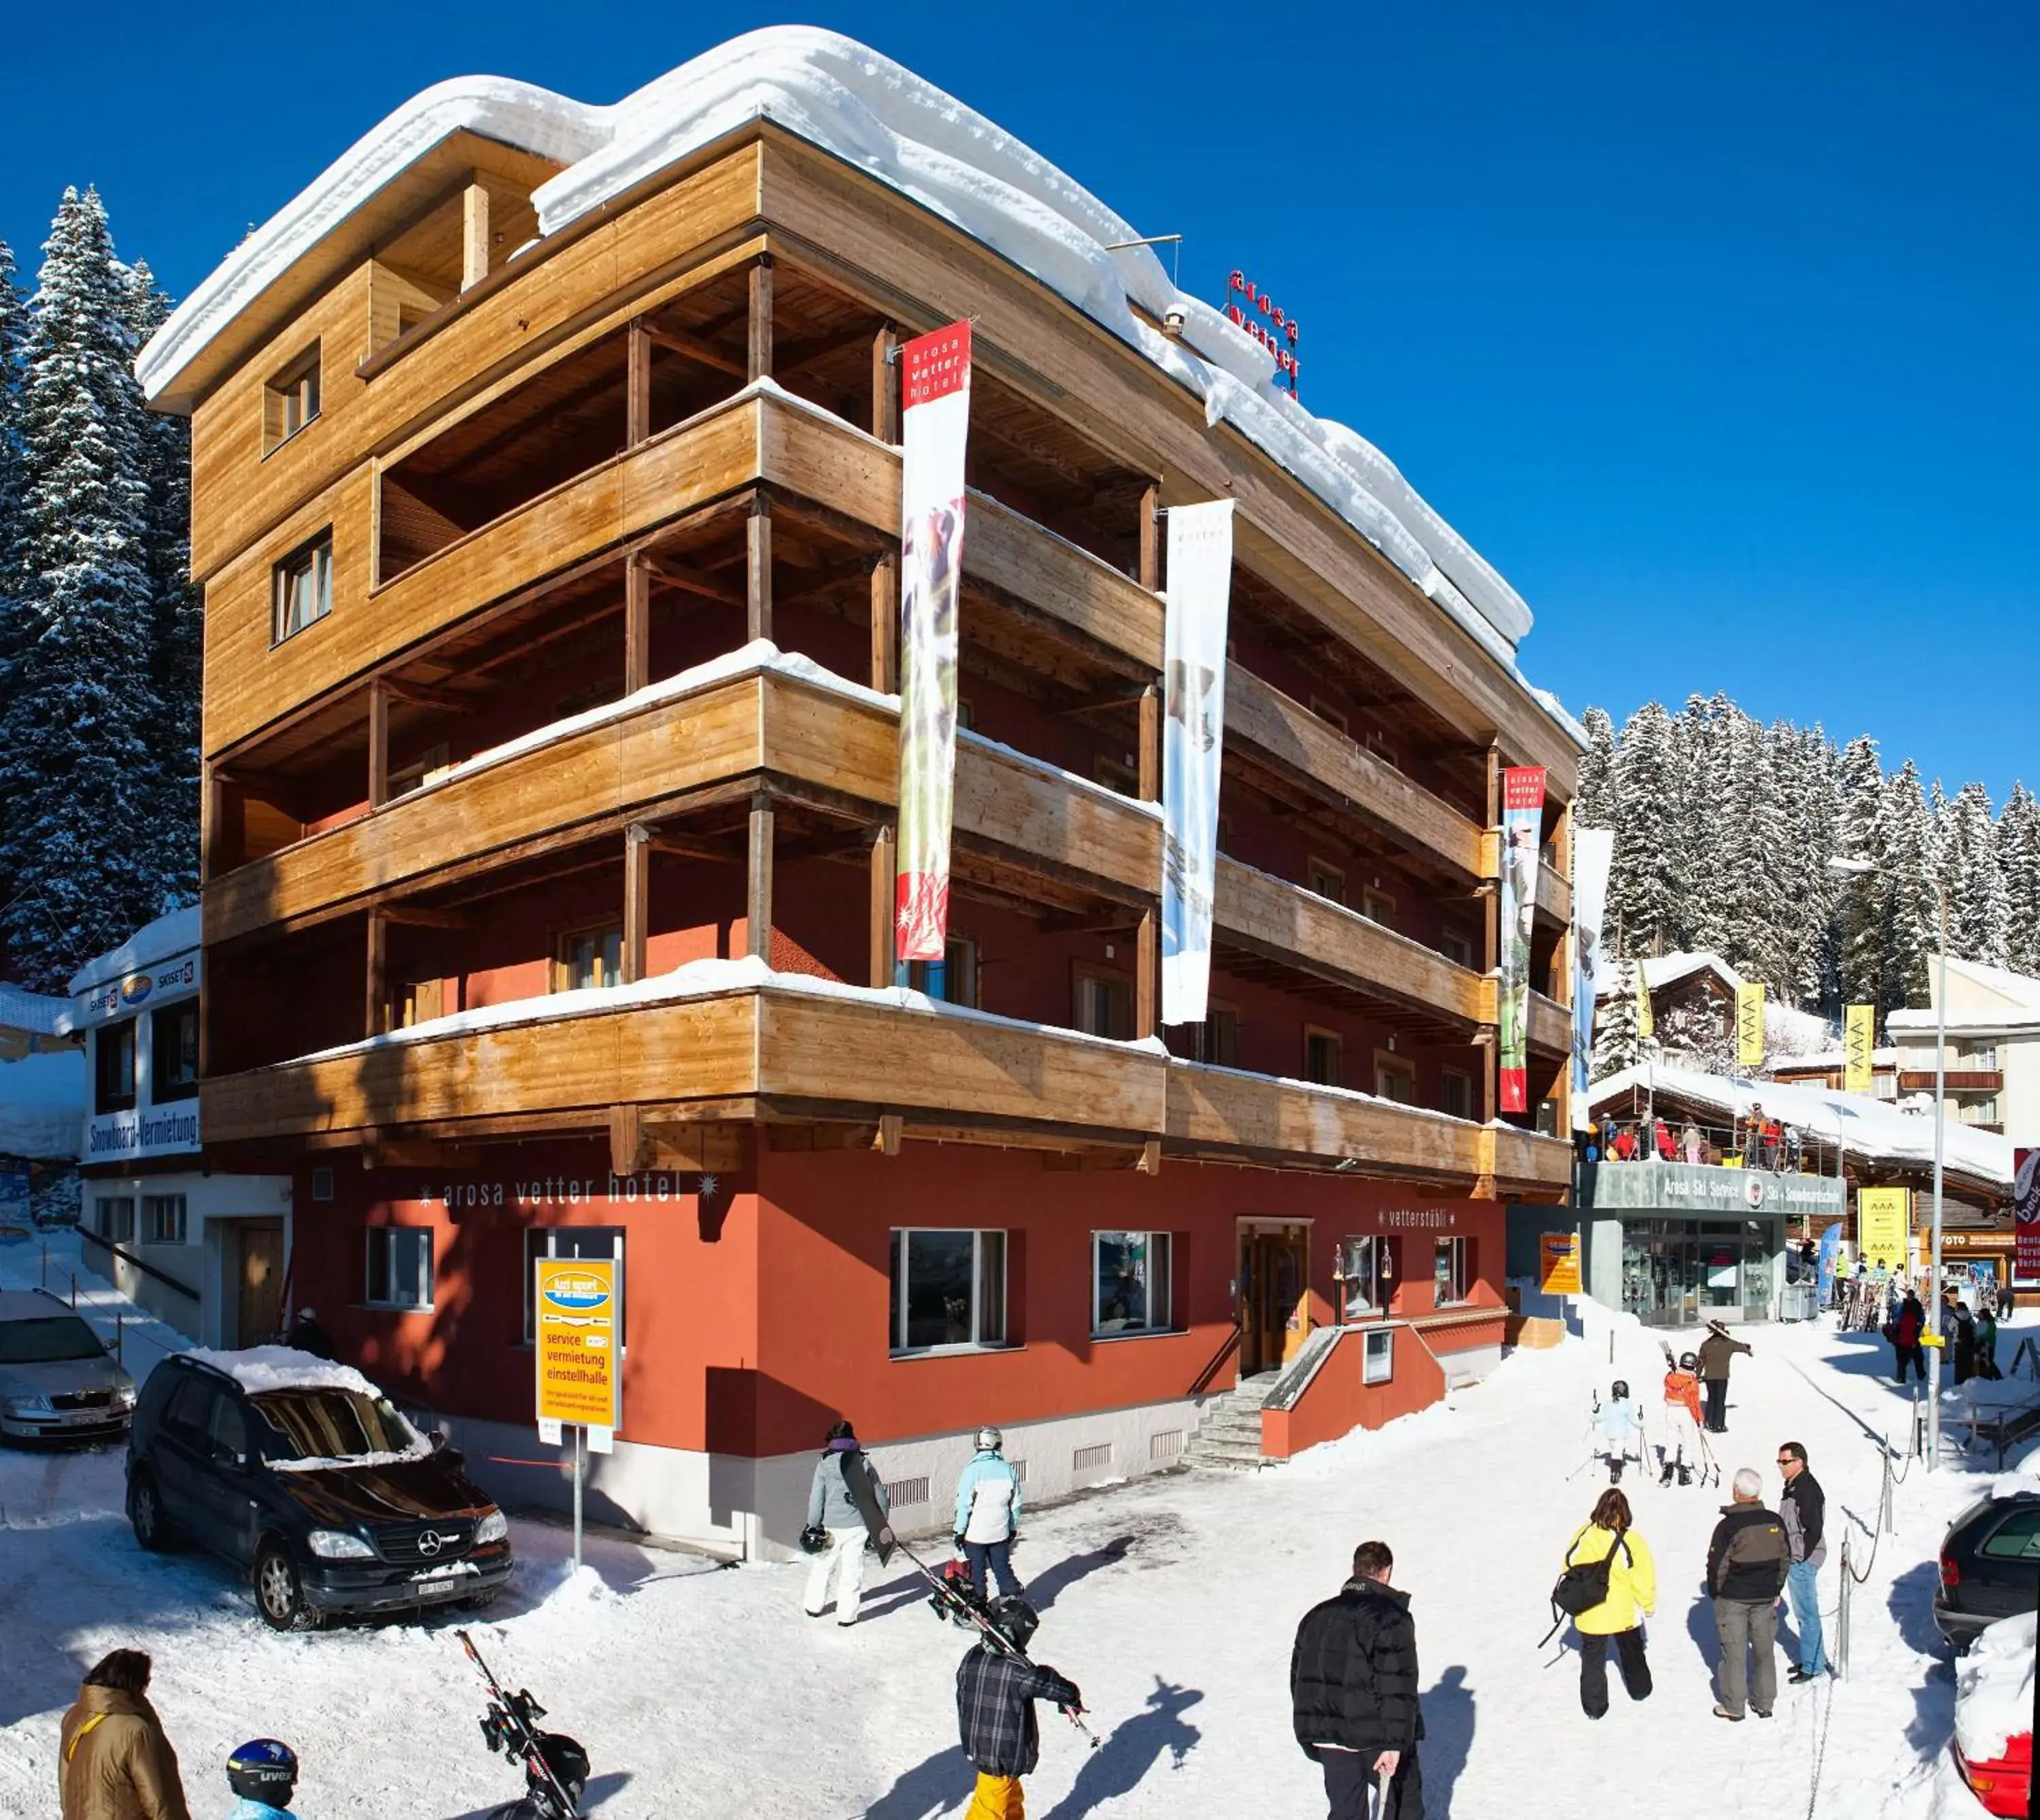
1935;1487;2040;1652
0;1287;135;1442
1952;1611;2035;1817
126;1347;513;1630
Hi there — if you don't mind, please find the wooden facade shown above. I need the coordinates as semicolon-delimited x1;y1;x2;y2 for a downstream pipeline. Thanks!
165;101;1578;1544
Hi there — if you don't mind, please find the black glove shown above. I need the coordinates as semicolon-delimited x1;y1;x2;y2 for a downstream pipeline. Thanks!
954;1534;966;1550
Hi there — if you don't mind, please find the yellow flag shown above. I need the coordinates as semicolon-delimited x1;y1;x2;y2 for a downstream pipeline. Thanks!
1736;981;1765;1068
1844;1004;1875;1094
1635;962;1654;1039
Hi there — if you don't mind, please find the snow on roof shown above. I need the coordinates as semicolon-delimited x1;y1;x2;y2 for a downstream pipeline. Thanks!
0;983;73;1039
1594;952;1744;1000
182;1345;381;1398
134;27;1576;741
68;904;201;996
0;1051;86;1160
1954;1609;2036;1765
1585;1062;2014;1190
1768;1047;1899;1073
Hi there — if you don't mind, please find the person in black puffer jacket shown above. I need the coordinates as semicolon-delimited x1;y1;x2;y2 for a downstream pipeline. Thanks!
1291;1539;1425;1820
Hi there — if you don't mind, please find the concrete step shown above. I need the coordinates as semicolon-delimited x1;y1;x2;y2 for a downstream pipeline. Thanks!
1182;1451;1266;1473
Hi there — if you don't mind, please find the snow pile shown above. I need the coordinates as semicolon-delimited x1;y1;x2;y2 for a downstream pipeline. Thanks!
0;983;73;1040
0;1049;86;1160
67;903;201;996
182;1345;381;1398
267;1437;432;1474
133;28;1576;740
1954;1611;2037;1764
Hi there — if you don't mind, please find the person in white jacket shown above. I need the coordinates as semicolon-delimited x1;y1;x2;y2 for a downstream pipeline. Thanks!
953;1426;1024;1604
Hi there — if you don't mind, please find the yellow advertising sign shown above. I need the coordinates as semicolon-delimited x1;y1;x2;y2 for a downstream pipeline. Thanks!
1635;961;1654;1040
1735;982;1765;1068
534;1257;620;1430
1539;1229;1583;1295
1857;1186;1911;1273
1845;1005;1875;1096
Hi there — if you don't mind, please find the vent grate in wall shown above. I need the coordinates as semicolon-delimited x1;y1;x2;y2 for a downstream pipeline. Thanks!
1072;1442;1113;1472
886;1476;930;1508
1149;1430;1183;1461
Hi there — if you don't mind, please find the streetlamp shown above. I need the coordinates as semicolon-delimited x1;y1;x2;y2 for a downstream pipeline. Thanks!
1830;854;1948;1470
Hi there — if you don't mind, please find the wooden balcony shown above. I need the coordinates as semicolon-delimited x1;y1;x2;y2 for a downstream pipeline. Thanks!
1480;1123;1576;1200
1536;860;1572;928
1897;1070;2003;1094
1476;982;1573;1058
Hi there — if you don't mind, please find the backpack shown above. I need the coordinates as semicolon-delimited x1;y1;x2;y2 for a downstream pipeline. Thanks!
1540;1526;1629;1646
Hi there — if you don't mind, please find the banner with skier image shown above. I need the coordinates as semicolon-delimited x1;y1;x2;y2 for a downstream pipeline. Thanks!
1497;766;1546;1114
1160;501;1236;1026
894;322;972;963
1571;826;1615;1126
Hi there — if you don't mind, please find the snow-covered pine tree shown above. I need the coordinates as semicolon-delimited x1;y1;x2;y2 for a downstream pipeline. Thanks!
1834;735;1888;1017
122;258;199;909
1575;706;1616;827
1880;760;1938;1011
1942;781;2009;968
0;188;167;988
1676;692;1744;960
1591;956;1642;1081
0;239;28;695
1994;783;2040;979
1607;701;1684;955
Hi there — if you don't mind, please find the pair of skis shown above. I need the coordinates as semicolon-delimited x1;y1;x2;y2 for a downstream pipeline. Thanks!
456;1628;584;1820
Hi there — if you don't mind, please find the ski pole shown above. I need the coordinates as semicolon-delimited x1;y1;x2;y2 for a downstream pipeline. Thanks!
455;1629;585;1818
890;1540;1102;1749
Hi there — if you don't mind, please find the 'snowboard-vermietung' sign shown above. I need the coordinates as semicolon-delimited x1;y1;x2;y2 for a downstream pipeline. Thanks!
534;1258;619;1430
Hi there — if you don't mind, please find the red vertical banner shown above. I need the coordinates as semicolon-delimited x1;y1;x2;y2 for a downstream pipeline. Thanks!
2016;1148;2040;1285
1497;765;1547;1115
894;323;972;963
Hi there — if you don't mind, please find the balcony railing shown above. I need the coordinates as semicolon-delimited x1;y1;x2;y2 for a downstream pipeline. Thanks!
1897;1070;2003;1094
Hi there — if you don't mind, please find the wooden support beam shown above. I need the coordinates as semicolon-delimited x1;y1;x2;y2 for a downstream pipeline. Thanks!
367;679;390;810
1049;684;1149;719
460;182;490;292
870;553;898;693
379;906;475;931
877;1113;904;1157
747;256;773;382
1138;1139;1162;1175
872;322;899;442
747;495;772;643
1139;480;1161;591
640;320;747;377
624;553;651;695
201;763;226;886
623;824;649;984
869;823;896;987
1138;685;1161;803
641;1122;749;1173
364;1138;479;1170
364;909;387;1041
381;678;481;714
1136;908;1159;1041
746;790;774;960
609;1104;647;1176
647;832;745;864
643;552;743;609
627;321;651;447
775;320;884;376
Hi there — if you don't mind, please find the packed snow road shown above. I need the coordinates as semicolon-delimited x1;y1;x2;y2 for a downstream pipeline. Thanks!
0;1302;2027;1818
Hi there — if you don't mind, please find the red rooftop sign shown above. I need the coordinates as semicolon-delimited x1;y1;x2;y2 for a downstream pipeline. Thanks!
1226;272;1300;397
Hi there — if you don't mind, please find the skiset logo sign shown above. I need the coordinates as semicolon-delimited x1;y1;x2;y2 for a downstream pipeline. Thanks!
540;1271;611;1313
120;973;152;1006
78;953;199;1024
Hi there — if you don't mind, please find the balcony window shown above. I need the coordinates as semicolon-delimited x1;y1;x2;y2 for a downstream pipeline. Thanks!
1440;928;1476;969
1960;1097;2001;1126
1303;1027;1343;1088
1440;1068;1475;1121
1308;696;1350;735
1072;965;1132;1040
1434;1236;1472;1308
1092;1231;1175;1336
262;343;320;452
1306;857;1346;905
271;533;333;643
523;1228;624;1344
889;1228;1006;1353
555;922;623;993
1361;886;1397;932
1374;1053;1416;1105
95;1018;137;1113
150;1001;199;1102
143;1194;188;1245
365;1228;434;1311
910;937;979;1008
1178;1004;1238;1067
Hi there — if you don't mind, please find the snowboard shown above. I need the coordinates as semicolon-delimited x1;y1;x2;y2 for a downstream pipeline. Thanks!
840;1449;896;1565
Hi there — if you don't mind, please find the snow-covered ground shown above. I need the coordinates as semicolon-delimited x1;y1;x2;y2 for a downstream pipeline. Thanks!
2;1231;2034;1818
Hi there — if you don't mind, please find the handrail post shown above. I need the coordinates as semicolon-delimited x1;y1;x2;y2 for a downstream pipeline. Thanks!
1836;1535;1850;1681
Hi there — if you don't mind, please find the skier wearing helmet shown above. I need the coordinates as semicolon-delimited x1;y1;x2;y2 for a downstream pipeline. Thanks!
954;1426;1025;1605
955;1597;1083;1820
224;1740;299;1819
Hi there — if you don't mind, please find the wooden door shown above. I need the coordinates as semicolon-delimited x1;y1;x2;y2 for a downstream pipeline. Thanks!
235;1222;284;1345
1270;1233;1309;1365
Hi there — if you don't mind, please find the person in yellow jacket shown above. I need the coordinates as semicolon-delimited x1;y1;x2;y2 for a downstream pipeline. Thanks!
1563;1488;1657;1720
58;1649;192;1820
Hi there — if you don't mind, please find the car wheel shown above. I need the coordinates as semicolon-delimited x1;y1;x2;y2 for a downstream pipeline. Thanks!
254;1544;317;1632
461;1586;502;1612
128;1470;175;1552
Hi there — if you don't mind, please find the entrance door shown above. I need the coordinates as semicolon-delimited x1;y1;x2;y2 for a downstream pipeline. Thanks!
234;1221;285;1346
1238;1228;1310;1375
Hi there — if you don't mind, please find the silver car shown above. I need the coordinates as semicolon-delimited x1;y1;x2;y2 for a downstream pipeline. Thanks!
0;1287;137;1441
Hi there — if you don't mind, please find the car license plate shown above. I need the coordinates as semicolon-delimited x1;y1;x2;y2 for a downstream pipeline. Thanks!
64;1408;113;1424
410;1561;476;1583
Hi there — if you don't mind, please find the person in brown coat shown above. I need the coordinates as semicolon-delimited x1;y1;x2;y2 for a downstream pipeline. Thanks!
58;1649;192;1820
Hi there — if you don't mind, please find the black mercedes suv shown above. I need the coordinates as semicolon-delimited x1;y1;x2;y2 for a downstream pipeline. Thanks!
126;1349;514;1630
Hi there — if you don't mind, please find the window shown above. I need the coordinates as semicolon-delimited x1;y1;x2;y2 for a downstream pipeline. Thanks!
1960;1097;2001;1126
150;1001;200;1102
1304;1026;1343;1088
910;937;979;1007
1364;730;1401;772
272;533;333;643
955;698;975;732
556;922;623;992
1440;1068;1475;1120
1362;1327;1395;1384
1361;886;1397;932
97;1196;135;1244
889;1229;1007;1352
143;1194;188;1245
1092;1231;1175;1335
1434;1236;1472;1307
1338;1235;1396;1319
1374;1053;1416;1105
1308;696;1350;735
523;1228;624;1344
1306;857;1346;905
1093;756;1139;797
365;1228;434;1310
1072;966;1133;1040
1180;1005;1239;1067
263;343;321;450
1440;928;1476;969
388;741;452;801
205;1392;250;1464
95;1019;137;1113
1979;1509;2040;1561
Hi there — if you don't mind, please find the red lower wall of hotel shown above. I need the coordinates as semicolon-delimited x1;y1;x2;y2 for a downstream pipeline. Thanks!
288;1139;1509;1459
1256;1315;1510;1458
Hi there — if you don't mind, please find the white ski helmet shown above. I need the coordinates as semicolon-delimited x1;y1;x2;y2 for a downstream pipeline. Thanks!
974;1426;1004;1453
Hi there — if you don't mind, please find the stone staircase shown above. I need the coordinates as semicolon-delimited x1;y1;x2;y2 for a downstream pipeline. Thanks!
1179;1370;1284;1472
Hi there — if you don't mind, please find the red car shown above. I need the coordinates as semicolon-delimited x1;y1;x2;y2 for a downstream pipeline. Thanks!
1952;1611;2035;1816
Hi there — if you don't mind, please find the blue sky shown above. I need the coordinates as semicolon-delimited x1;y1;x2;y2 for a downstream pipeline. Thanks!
7;3;2035;798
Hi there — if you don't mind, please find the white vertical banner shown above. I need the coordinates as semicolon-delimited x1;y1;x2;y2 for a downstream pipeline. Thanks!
1571;826;1614;1126
894;322;972;963
1160;501;1236;1026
